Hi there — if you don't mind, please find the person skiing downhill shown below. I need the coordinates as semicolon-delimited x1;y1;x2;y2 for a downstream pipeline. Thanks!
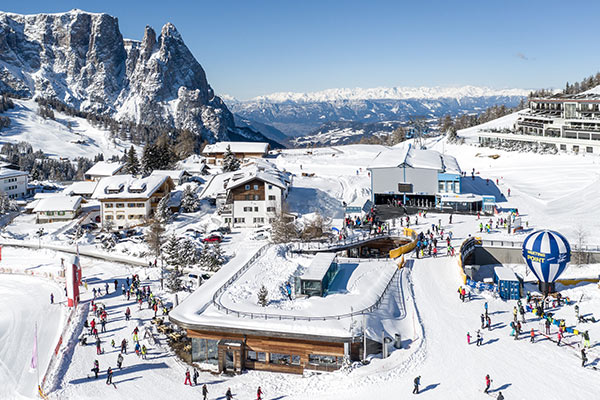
484;374;492;393
184;368;192;386
413;376;421;394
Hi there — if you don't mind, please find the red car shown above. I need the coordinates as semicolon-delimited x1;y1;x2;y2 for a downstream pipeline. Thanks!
202;234;222;243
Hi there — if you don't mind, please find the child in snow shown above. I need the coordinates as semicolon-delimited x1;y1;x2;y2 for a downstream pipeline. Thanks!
467;332;471;344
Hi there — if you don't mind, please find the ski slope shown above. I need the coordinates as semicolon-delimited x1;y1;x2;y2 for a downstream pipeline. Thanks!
0;275;66;400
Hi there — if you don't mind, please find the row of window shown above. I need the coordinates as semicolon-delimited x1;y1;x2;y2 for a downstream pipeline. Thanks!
246;351;342;367
244;184;275;190
3;177;19;183
105;202;146;208
232;217;266;224
105;214;145;220
44;211;67;216
561;144;594;153
5;185;18;191
242;206;276;212
438;181;460;194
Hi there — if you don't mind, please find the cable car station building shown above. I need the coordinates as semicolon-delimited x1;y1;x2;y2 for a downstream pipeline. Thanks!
367;144;462;208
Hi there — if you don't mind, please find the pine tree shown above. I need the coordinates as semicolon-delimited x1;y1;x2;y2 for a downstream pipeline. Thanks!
164;233;181;267
141;143;159;175
222;145;240;172
257;285;269;307
166;266;184;292
125;145;140;175
179;238;198;268
209;241;224;271
181;185;200;213
155;194;172;223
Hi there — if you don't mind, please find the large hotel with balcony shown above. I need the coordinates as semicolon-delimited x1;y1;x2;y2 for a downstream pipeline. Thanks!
478;92;600;154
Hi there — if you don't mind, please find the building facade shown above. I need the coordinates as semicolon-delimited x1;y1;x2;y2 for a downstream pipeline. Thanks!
202;142;270;165
0;168;28;199
33;195;82;223
368;144;462;207
480;92;600;154
84;161;125;181
92;175;174;230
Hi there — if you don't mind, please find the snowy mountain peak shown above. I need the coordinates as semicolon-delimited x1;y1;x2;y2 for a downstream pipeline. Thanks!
243;85;529;103
0;10;238;143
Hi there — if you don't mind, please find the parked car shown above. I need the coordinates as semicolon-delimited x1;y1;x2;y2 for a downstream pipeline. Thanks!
215;226;231;234
81;223;98;231
202;234;222;243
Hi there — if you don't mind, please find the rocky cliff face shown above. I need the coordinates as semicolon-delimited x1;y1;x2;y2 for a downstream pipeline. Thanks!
0;9;236;142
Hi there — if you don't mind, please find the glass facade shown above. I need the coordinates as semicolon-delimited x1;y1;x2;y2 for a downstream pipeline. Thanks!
308;354;342;366
191;338;219;364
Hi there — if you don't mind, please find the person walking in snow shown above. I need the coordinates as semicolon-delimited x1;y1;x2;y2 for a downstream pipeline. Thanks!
117;353;123;369
484;374;492;394
184;368;192;386
125;307;131;321
545;318;551;335
557;330;562;346
202;384;208;399
413;376;421;394
486;315;491;331
497;391;505;400
480;314;485;329
467;332;471;345
583;330;591;348
484;302;489;318
476;330;483;346
581;348;588;367
105;282;109;295
192;368;199;386
141;344;147;360
50;293;54;304
226;387;233;399
257;386;264;399
91;360;99;379
96;337;102;355
120;339;127;354
530;328;535;343
101;319;106;333
106;367;113;385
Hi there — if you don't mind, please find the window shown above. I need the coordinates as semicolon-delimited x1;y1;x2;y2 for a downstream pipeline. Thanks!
308;354;342;366
137;203;145;208
243;206;252;212
560;144;567;150
105;203;113;208
224;217;232;223
267;207;276;212
58;211;65;216
270;353;291;365
128;215;136;219
245;184;250;190
234;217;245;223
587;147;593;153
438;181;445;192
246;351;266;362
116;214;125;220
116;203;125;208
268;185;273;190
253;195;259;200
253;217;264;223
127;203;136;208
573;145;579;153
291;355;301;365
253;184;259;190
105;215;113;220
245;195;251;200
268;195;276;200
46;211;55;216
254;207;258;212
191;338;219;365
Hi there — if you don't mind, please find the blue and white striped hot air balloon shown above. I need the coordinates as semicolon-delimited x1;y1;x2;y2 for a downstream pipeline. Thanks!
522;230;571;293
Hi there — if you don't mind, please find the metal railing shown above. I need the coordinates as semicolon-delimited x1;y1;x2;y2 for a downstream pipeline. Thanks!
210;245;401;322
479;239;600;253
289;229;409;253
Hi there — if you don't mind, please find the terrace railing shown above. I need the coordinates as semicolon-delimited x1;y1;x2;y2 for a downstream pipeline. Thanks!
210;245;401;322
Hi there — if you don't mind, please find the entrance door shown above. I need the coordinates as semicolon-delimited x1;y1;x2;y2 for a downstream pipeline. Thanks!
225;351;234;371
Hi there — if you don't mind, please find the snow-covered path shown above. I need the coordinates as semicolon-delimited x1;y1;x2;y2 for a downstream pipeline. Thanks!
0;275;66;399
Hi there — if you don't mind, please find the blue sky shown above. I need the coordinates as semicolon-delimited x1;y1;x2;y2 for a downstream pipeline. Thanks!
4;1;600;99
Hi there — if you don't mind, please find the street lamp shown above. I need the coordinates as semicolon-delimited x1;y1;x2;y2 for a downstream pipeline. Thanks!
36;227;44;249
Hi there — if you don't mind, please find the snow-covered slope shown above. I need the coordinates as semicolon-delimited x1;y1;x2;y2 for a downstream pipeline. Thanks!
0;9;236;142
0;99;137;159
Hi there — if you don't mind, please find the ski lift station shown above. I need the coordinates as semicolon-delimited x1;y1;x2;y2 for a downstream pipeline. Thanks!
367;144;463;208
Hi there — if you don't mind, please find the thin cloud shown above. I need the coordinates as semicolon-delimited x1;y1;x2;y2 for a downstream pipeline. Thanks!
516;52;532;61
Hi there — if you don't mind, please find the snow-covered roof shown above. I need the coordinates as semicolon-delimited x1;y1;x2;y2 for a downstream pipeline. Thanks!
494;266;519;282
368;144;461;174
32;195;82;212
84;161;125;177
202;141;269;155
0;168;28;178
92;175;171;200
150;170;187;181
301;253;338;281
225;166;289;190
62;181;98;196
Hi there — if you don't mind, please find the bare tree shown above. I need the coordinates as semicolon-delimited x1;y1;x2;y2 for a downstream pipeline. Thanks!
271;202;299;243
573;225;588;266
301;212;330;241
